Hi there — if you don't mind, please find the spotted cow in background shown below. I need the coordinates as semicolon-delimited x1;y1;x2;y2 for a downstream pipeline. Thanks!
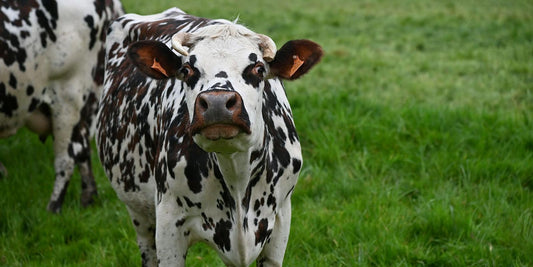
0;0;123;213
97;8;323;266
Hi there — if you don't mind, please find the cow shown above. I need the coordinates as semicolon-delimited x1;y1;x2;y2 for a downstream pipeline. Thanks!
0;0;123;213
96;7;323;266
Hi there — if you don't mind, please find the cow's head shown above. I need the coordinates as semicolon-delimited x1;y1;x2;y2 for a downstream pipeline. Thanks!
127;23;322;153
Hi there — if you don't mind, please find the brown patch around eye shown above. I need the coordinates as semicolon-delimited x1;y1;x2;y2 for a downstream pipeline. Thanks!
252;63;266;78
180;64;194;80
242;62;263;88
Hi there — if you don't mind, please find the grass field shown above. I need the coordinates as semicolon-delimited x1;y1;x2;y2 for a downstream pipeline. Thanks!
1;0;532;266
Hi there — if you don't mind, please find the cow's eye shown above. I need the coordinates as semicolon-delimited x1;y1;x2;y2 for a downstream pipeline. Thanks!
179;64;194;80
252;63;266;78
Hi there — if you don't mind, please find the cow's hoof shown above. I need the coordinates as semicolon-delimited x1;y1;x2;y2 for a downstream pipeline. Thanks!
47;201;62;214
0;162;7;179
81;189;98;207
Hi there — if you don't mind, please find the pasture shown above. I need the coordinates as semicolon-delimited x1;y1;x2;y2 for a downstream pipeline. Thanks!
1;0;532;265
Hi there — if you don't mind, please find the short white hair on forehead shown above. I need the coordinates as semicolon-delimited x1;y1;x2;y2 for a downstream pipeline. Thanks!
192;22;259;42
172;21;277;61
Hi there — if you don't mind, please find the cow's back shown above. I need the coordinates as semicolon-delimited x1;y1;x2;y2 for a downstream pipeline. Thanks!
0;0;122;136
1;0;124;213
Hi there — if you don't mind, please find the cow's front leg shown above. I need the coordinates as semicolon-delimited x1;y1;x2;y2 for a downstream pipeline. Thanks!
78;158;97;207
126;207;157;267
257;201;292;267
47;147;75;213
47;86;98;212
46;101;79;213
156;194;188;267
0;162;7;178
69;96;98;207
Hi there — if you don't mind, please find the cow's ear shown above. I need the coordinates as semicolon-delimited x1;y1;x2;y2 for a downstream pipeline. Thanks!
269;40;323;80
128;40;182;79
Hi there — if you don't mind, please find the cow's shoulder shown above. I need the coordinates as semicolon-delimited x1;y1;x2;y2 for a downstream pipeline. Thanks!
261;79;302;184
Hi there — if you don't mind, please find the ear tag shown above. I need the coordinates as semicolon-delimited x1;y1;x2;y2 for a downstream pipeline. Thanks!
289;55;304;77
151;58;169;77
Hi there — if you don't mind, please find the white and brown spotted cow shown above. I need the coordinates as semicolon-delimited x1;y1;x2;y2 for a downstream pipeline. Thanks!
0;0;123;213
97;8;322;266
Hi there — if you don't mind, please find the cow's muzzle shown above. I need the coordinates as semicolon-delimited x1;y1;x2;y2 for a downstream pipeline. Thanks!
190;90;251;140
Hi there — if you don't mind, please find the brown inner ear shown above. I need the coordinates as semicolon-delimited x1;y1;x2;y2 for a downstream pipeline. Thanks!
288;55;304;77
270;39;323;80
151;58;169;77
128;40;181;79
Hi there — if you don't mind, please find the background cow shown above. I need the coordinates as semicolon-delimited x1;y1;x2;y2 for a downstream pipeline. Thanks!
0;0;123;213
97;7;322;267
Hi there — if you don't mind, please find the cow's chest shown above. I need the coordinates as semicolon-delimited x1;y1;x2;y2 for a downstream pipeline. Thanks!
185;197;276;258
163;156;281;260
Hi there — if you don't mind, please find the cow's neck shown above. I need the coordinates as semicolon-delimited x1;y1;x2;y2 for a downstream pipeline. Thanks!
216;151;253;194
213;132;269;261
215;128;268;195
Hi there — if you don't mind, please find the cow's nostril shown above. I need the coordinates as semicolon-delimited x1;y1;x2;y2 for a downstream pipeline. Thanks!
199;98;208;111
226;95;237;110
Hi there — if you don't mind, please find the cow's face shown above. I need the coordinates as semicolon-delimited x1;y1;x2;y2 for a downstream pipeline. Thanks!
128;24;322;153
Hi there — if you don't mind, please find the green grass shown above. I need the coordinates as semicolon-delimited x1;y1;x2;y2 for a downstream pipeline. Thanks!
1;0;532;266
